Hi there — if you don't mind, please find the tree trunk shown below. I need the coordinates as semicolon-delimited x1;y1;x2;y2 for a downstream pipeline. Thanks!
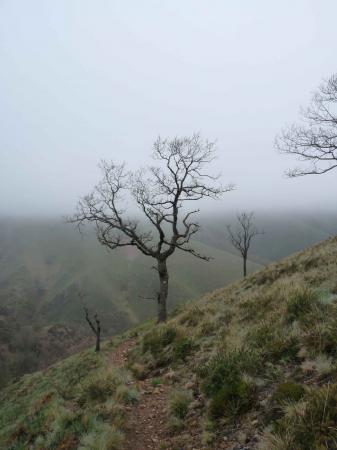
157;258;169;323
243;255;247;277
95;332;100;352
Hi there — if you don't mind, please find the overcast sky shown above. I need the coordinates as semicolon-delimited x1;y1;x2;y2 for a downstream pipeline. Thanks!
1;0;337;217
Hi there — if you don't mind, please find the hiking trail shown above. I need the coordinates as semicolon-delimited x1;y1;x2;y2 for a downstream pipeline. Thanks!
110;338;172;450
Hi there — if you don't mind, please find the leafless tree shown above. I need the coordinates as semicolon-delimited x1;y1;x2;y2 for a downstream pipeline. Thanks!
276;74;337;177
68;134;234;323
227;212;263;277
84;307;101;352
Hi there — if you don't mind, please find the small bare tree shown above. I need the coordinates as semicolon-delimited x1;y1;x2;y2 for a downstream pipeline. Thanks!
227;212;263;277
84;307;101;352
68;135;234;323
276;74;337;177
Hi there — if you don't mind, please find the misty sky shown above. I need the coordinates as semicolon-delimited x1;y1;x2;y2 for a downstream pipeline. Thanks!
1;1;337;217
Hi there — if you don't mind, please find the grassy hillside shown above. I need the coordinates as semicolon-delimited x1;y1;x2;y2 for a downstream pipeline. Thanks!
1;236;337;449
0;219;261;386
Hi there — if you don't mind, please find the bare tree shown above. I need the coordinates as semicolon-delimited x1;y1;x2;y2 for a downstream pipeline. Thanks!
84;307;101;352
227;212;263;277
68;134;234;323
276;74;337;177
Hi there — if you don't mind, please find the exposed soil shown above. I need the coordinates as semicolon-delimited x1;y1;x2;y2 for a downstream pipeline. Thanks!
110;338;172;450
109;337;138;368
125;377;171;450
109;339;262;450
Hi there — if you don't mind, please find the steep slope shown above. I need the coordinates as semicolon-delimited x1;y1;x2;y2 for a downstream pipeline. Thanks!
1;236;337;449
0;219;261;386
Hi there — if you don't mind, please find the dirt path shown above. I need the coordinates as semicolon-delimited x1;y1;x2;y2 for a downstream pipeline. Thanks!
125;377;171;450
109;337;138;368
110;338;171;450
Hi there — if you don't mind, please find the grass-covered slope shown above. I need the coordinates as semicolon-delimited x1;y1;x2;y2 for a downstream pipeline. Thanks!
129;236;337;449
0;337;139;450
2;236;337;449
0;218;261;386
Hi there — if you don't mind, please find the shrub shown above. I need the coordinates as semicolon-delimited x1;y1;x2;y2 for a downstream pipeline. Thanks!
79;423;124;450
286;287;318;322
142;325;177;356
197;320;217;337
201;352;241;397
115;385;139;405
200;350;257;420
31;403;86;449
303;320;337;356
264;384;337;449
129;363;147;380
179;306;204;327
301;354;334;376
79;369;125;404
248;322;299;362
173;336;193;362
272;383;305;404
209;378;255;419
160;326;177;346
169;390;193;419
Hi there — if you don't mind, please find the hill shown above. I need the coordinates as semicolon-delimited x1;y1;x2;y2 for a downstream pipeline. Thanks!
198;211;337;264
0;218;261;386
1;236;337;449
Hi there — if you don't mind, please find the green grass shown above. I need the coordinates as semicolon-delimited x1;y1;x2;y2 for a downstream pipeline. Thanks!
263;384;337;449
169;389;193;419
2;235;337;449
0;218;262;386
128;236;337;447
0;342;133;450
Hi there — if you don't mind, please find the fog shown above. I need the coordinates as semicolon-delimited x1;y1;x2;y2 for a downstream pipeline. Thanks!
1;1;337;217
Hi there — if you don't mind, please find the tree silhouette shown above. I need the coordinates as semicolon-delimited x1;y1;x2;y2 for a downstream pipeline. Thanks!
84;307;101;352
276;74;337;177
68;135;234;322
227;212;263;277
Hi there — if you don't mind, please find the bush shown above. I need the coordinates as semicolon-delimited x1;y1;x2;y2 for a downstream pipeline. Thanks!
303;320;337;356
115;385;139;405
272;383;305;404
286;287;318;322
79;423;124;450
129;363;147;380
168;415;184;433
200;350;257;420
169;390;193;419
179;306;204;327
79;369;125;404
248;322;299;362
142;325;177;356
173;336;193;362
264;384;337;449
209;379;255;419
